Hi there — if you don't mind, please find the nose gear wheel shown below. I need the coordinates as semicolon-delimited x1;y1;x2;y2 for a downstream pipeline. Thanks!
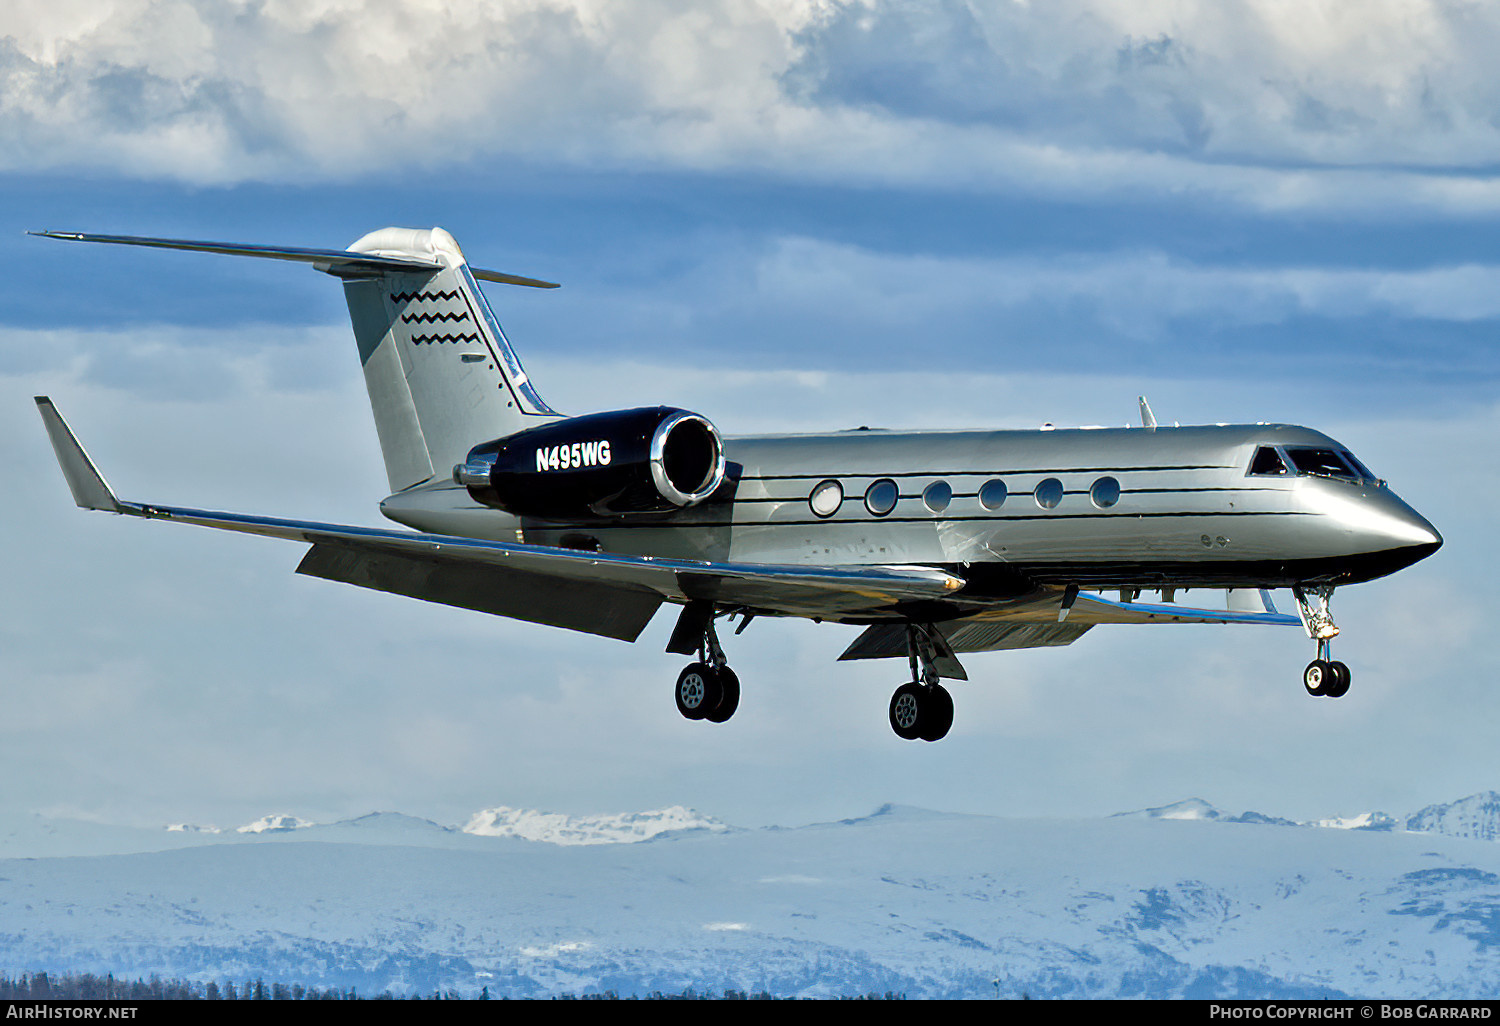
1295;586;1351;699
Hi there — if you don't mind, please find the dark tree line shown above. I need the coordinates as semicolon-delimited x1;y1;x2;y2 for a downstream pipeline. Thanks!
0;972;359;1001
0;972;903;1000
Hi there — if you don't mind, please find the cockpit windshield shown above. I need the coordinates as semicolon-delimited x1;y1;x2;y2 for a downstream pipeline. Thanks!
1249;445;1378;484
1286;447;1377;484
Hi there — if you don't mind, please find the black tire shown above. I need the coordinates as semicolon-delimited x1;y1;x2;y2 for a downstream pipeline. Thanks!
918;684;954;742
675;662;721;720
1326;661;1351;699
705;666;740;723
889;682;926;741
1303;659;1333;697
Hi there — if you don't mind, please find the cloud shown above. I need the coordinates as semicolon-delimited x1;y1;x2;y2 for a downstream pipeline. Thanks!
6;1;1500;211
11;234;1498;414
529;235;1500;393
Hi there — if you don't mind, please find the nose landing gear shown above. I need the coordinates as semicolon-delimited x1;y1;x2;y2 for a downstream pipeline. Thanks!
1295;585;1350;699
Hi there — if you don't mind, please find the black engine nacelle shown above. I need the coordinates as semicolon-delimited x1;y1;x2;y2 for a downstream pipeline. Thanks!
454;407;727;519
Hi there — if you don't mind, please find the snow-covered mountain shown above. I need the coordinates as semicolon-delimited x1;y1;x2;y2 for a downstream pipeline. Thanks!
5;795;1500;999
1405;793;1500;842
462;805;729;845
1117;792;1500;839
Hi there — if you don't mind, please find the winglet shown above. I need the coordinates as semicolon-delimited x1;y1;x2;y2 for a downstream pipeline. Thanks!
34;397;125;513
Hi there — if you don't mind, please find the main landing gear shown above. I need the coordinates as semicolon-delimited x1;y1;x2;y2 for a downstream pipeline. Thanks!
668;603;741;724
888;625;956;742
1295;585;1350;699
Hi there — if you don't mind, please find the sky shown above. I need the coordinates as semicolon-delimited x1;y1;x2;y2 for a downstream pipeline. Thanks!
2;0;1498;833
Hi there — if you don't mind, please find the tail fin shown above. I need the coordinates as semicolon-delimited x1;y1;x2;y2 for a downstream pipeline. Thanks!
339;227;561;491
31;226;563;492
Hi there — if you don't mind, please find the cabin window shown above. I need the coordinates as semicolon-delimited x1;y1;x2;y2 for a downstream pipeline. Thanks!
809;479;843;518
922;480;952;513
979;479;1008;510
1285;447;1359;482
864;479;899;517
1034;478;1064;509
1090;476;1120;509
1249;446;1288;476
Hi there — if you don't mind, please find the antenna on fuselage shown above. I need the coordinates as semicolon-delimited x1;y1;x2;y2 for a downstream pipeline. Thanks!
1138;396;1157;431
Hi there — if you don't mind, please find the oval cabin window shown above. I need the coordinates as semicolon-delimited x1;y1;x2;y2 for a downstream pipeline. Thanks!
922;480;952;513
979;479;1008;510
1034;478;1063;509
864;479;899;517
809;479;843;518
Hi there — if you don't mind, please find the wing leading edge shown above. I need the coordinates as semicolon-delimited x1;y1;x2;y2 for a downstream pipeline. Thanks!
34;398;964;641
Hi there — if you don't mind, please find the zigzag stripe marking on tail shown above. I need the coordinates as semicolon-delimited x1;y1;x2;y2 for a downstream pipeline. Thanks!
389;289;461;304
409;331;482;345
401;310;469;324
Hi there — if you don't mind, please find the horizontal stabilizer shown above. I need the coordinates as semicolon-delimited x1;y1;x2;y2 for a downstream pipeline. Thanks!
28;231;559;288
34;397;123;513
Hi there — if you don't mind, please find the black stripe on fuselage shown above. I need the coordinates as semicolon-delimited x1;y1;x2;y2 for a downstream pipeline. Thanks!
742;464;1225;481
729;485;1277;504
540;509;1315;530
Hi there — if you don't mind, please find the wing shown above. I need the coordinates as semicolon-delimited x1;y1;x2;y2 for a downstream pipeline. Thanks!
35;398;964;641
839;585;1300;663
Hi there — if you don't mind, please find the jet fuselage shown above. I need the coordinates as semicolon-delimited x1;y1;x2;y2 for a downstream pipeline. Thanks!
379;421;1441;608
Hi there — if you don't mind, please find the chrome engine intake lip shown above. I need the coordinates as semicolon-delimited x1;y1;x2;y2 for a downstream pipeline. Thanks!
649;411;726;507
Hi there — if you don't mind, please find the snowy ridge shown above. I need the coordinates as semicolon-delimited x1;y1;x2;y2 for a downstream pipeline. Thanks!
461;805;729;845
236;815;315;834
1311;811;1401;832
9;797;1500;999
1405;793;1500;842
1117;794;1500;837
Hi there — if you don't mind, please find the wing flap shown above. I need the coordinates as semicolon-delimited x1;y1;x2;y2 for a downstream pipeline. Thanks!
296;543;662;641
840;620;1092;662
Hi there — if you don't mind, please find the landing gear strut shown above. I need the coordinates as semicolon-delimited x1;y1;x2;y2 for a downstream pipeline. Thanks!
888;625;955;742
669;603;740;724
1294;585;1350;699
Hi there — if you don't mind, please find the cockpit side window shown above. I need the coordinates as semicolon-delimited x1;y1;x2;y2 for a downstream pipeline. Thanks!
1341;450;1378;484
1285;447;1359;482
1249;446;1289;476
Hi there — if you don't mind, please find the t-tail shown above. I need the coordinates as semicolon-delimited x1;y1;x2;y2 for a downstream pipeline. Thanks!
30;227;563;492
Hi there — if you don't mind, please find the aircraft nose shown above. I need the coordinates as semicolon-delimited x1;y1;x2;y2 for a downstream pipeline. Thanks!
1382;496;1442;551
1350;490;1442;575
1302;481;1441;581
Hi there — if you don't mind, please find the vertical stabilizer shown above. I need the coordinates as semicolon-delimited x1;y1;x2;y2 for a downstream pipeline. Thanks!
338;227;562;492
30;226;563;495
